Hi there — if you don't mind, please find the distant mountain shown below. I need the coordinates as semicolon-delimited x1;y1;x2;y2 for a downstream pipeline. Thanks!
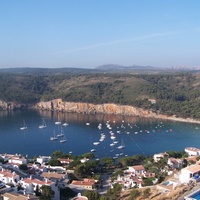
96;64;156;70
0;67;97;75
0;64;197;75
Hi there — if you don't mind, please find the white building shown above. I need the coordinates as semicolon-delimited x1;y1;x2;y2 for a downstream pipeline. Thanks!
153;152;169;162
19;176;60;200
8;155;27;165
80;157;89;163
128;165;145;175
0;169;20;186
167;157;182;169
179;164;200;183
36;156;51;164
185;147;200;156
72;193;88;200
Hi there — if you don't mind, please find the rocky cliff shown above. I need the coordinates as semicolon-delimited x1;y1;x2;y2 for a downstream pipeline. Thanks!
1;99;200;124
0;100;27;110
34;98;154;116
34;99;200;124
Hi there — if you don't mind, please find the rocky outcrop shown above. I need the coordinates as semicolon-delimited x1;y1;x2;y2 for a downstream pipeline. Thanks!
34;99;200;124
0;100;27;110
34;99;154;116
1;99;200;124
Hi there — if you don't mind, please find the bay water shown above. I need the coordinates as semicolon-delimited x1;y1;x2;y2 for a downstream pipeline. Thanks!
0;109;199;159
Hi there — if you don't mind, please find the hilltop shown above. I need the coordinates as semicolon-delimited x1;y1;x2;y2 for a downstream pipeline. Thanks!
0;67;200;120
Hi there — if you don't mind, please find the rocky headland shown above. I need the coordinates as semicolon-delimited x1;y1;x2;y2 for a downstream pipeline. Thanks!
1;99;200;124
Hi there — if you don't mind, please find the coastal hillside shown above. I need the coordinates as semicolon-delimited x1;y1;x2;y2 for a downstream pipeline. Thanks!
0;69;200;119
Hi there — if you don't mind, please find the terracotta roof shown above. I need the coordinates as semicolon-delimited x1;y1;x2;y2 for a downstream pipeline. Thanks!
185;164;200;173
185;147;200;152
71;179;95;186
186;155;198;162
3;192;38;200
132;165;145;171
57;158;73;163
23;177;54;186
41;172;65;179
0;170;17;178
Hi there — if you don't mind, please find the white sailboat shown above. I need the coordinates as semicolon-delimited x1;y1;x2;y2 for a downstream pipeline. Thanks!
62;122;68;126
50;131;57;141
57;126;64;137
39;118;47;129
55;115;61;125
20;120;27;130
117;139;125;149
60;134;67;143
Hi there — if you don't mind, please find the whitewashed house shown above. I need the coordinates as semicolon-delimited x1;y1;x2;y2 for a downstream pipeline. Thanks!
36;156;51;164
185;147;200;156
19;176;60;200
0;169;20;186
167;157;182;169
153;152;169;162
128;165;145;175
8;154;27;165
80;157;89;163
179;164;200;183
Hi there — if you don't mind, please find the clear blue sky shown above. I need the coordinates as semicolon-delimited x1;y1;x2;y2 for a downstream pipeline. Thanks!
0;0;200;68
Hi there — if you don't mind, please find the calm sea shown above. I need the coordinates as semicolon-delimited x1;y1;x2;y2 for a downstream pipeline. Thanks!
0;109;199;159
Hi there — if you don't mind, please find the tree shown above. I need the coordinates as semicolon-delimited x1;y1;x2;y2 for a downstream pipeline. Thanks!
143;188;151;198
48;159;61;166
142;178;153;186
101;157;114;168
113;169;124;179
19;164;28;171
39;185;54;200
107;183;122;200
182;159;188;168
68;160;81;169
83;190;99;200
99;195;109;200
60;187;76;199
128;188;141;200
81;152;95;159
34;185;42;196
74;164;86;178
51;150;66;159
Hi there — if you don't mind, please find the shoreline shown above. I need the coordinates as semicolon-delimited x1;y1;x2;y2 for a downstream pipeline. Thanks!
1;99;200;124
34;99;200;125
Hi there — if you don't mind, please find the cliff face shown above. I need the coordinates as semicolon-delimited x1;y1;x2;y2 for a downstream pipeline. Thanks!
34;98;158;118
1;99;200;123
0;100;27;110
34;99;200;123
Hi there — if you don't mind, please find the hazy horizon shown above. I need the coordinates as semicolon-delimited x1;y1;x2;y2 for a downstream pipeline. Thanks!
0;1;200;68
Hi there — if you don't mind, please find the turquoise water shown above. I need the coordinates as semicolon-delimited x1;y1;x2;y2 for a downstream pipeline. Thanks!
0;110;200;158
162;181;170;186
191;191;200;200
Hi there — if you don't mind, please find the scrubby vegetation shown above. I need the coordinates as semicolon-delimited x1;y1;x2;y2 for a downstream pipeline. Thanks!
0;70;200;119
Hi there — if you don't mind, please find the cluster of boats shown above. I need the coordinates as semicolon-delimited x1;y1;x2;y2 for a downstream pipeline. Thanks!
90;121;126;155
50;121;67;143
20;118;68;143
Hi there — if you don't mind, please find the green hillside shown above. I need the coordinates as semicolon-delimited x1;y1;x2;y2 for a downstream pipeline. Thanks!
0;70;200;119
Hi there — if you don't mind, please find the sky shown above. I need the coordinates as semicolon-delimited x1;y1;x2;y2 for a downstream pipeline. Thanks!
0;0;200;68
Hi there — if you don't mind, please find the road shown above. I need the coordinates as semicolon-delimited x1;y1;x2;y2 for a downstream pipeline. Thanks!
98;173;111;195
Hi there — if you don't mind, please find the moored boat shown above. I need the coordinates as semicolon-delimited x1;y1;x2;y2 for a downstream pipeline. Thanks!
20;120;27;130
